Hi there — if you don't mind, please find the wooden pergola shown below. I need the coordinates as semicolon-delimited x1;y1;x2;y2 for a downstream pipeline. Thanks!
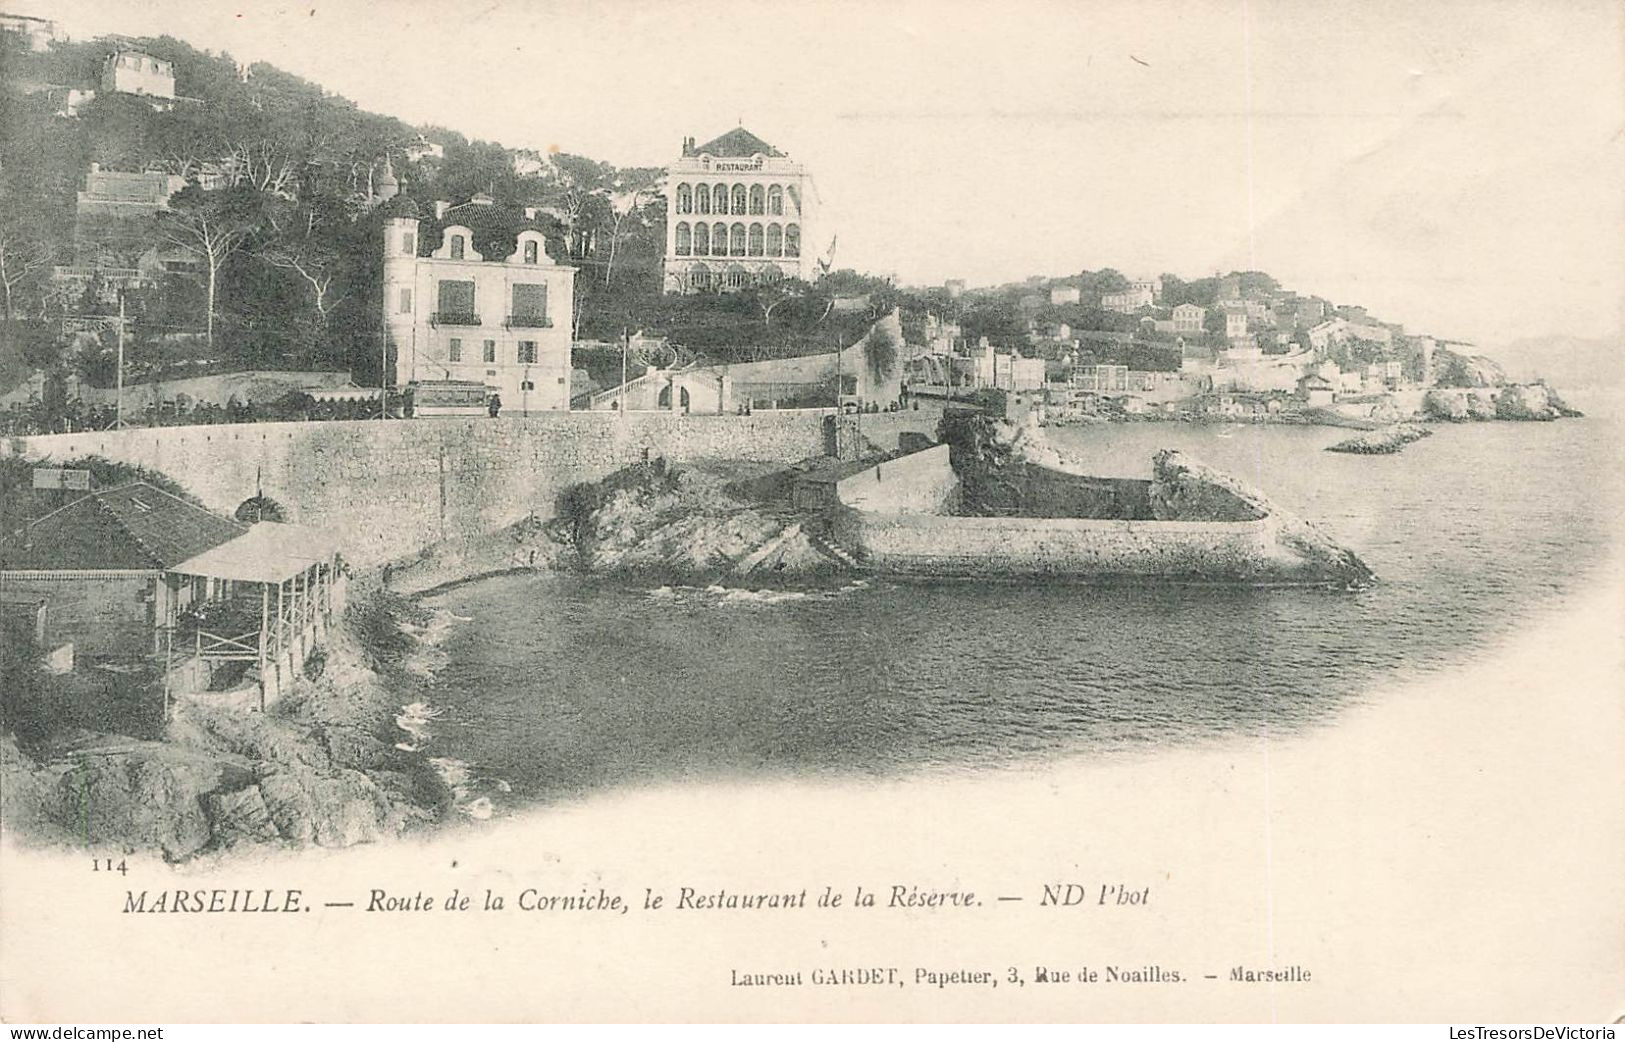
168;523;343;709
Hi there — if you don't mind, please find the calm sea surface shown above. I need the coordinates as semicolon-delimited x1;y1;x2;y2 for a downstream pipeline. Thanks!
416;404;1621;810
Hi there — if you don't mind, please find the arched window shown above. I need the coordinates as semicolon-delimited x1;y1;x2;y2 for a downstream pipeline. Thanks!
450;234;466;260
766;224;783;257
675;222;692;256
726;266;747;290
676;184;692;214
749;185;765;215
761;267;783;285
767;185;783;216
523;240;538;264
748;223;764;256
695;184;710;215
730;223;747;256
713;183;728;213
731;184;747;215
689;263;710;290
785;224;800;257
693;222;709;256
711;222;728;256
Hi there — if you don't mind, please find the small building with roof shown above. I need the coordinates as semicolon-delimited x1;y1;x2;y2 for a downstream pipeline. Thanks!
0;482;345;708
663;127;817;293
380;193;577;413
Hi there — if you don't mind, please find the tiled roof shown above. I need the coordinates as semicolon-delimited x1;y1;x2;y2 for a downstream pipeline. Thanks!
417;196;552;261
691;127;784;159
0;483;245;572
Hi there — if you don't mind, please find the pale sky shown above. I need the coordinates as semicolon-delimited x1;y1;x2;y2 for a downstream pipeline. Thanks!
43;0;1625;346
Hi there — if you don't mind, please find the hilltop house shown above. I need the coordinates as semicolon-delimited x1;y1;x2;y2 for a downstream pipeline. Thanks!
381;194;577;413
663;127;817;293
101;48;176;109
1050;286;1081;306
1102;285;1155;313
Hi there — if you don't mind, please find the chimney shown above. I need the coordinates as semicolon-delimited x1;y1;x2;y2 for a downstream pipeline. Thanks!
434;200;450;220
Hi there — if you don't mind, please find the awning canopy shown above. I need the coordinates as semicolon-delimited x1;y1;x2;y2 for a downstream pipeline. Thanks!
169;522;341;584
305;385;383;402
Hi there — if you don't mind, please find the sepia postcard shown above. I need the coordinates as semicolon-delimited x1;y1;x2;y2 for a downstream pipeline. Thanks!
0;0;1621;1025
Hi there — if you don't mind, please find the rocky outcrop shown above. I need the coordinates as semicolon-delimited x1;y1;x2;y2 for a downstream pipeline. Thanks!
1424;383;1582;422
1326;423;1433;454
45;747;250;860
1147;451;1269;522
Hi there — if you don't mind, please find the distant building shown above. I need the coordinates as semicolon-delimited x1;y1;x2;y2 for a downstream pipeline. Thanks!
381;195;577;413
1224;308;1250;341
1297;373;1336;406
101;49;177;107
0;11;56;50
1344;320;1394;346
1102;285;1155;313
1072;364;1130;393
404;136;444;163
1294;299;1327;327
663;127;816;293
1011;356;1046;391
1050;286;1081;306
1172;303;1206;334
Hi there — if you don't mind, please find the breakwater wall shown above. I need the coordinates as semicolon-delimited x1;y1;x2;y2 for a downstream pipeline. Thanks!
834;443;959;515
838;512;1283;581
5;412;944;568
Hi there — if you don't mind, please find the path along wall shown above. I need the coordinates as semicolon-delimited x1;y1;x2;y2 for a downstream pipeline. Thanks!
3;412;846;567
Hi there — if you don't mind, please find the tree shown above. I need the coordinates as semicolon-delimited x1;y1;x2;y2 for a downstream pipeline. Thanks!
0;213;53;320
600;166;663;288
157;186;266;346
758;278;814;327
862;322;899;380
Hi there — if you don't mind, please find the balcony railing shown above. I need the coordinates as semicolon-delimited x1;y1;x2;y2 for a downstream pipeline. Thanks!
504;314;553;328
430;311;482;327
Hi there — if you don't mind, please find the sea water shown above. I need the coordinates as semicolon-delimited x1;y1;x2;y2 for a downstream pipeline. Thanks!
406;406;1621;810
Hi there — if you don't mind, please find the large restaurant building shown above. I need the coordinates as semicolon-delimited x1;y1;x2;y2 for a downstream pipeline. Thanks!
662;127;817;293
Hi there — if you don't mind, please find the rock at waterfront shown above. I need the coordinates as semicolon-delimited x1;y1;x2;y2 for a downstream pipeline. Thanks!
46;750;241;860
257;765;390;848
1147;450;1269;522
204;784;281;846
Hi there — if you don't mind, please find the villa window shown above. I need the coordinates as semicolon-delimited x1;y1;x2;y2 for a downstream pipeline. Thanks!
766;224;782;257
712;223;728;256
436;279;476;323
713;183;728;213
519;341;538;364
749;185;764;215
521;380;535;391
510;283;549;326
402;232;415;255
693;223;709;256
731;184;747;215
767;185;783;216
450;234;466;260
785;224;800;257
730;223;747;256
523;241;538;264
748;223;764;256
675;222;692;256
695;184;710;215
448;338;462;362
398;288;412;314
482;340;496;363
676;183;692;214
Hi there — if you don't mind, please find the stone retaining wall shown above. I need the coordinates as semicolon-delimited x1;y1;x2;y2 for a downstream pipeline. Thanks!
4;413;843;567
